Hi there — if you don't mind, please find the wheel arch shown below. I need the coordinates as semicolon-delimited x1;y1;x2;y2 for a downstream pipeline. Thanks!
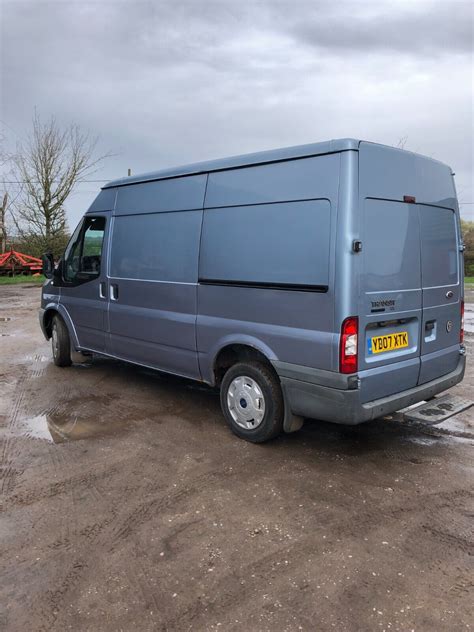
210;338;304;435
211;339;278;387
42;304;79;349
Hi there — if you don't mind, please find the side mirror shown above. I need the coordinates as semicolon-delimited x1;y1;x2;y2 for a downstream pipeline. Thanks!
42;253;55;279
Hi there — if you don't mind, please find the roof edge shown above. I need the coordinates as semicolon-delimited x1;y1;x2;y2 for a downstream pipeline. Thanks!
103;138;360;189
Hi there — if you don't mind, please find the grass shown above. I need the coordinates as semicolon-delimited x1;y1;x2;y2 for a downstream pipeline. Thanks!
465;277;474;285
0;274;45;285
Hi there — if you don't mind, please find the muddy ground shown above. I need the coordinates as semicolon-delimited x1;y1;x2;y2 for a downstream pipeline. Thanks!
0;285;473;632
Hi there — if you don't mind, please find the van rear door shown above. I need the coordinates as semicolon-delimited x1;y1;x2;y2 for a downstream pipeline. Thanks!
358;198;422;403
418;205;461;384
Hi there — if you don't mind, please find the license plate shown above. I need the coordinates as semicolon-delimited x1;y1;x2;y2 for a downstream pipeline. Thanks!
368;331;409;355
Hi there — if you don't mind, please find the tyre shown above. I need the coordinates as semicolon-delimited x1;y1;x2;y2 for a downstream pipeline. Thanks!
220;361;284;443
51;314;72;367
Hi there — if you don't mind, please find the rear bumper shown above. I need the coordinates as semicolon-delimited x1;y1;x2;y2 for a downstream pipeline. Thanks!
273;353;466;425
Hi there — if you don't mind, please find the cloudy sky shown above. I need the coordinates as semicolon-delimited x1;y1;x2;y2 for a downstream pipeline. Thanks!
1;0;473;227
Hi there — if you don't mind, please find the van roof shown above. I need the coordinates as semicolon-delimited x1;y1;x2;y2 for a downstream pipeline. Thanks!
103;138;360;188
103;138;450;189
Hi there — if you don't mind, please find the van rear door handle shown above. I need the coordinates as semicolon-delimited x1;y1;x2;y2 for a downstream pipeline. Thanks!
110;283;119;301
99;282;107;299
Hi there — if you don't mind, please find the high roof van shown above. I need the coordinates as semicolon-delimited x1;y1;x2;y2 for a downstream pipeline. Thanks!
40;139;466;442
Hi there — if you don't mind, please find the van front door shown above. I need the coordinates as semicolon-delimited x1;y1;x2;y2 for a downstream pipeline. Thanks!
59;214;109;352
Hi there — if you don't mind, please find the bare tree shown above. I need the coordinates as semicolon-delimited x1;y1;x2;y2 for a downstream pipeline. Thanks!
0;192;8;253
11;112;110;256
0;132;6;252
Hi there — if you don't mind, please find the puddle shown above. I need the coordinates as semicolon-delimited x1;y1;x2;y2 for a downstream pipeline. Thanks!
20;411;132;443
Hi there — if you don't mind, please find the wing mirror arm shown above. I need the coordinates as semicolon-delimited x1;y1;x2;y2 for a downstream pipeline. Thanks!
42;253;55;279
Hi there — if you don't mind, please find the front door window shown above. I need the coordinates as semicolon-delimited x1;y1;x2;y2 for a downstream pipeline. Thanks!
63;216;106;285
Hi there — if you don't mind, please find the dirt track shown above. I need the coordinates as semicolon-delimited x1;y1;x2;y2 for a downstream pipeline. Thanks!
0;285;473;632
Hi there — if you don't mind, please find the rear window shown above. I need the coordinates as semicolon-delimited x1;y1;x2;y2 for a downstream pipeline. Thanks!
420;206;458;287
363;199;421;292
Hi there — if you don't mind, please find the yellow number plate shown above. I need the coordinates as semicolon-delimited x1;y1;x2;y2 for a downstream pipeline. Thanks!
368;331;409;355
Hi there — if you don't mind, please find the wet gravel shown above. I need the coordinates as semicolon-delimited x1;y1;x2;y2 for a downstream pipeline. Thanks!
0;285;473;631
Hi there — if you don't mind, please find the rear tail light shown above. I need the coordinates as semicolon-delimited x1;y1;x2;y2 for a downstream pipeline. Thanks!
460;300;464;343
340;316;358;374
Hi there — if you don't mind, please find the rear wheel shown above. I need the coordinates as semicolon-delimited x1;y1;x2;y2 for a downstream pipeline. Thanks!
51;314;72;367
220;361;284;443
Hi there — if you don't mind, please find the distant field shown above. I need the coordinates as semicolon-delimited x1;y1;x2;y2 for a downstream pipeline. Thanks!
0;275;45;285
465;277;474;284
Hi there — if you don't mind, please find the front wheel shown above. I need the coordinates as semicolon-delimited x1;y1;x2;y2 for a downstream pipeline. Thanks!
220;361;284;443
51;314;72;367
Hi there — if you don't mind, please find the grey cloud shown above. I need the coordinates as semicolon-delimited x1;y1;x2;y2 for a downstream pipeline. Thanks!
0;0;473;226
289;1;474;55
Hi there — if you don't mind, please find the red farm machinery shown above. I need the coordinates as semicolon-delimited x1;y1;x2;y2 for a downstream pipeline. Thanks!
0;248;43;276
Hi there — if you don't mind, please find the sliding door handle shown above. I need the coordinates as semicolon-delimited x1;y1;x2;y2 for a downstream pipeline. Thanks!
110;283;119;301
99;282;107;299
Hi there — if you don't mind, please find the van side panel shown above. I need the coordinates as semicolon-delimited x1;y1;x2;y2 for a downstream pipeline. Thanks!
106;277;200;377
86;188;117;214
205;155;339;207
114;175;207;214
197;154;340;383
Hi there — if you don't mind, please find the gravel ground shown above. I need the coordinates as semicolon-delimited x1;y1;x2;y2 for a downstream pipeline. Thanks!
0;285;473;632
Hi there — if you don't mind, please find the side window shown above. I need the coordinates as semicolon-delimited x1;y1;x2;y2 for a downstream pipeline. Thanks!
419;207;458;287
363;200;421;291
199;200;331;288
63;216;106;284
110;211;201;282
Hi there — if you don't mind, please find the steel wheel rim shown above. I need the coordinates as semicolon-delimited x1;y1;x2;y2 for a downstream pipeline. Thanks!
226;375;266;430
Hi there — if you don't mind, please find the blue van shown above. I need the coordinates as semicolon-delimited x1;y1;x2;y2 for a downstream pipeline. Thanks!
40;139;466;442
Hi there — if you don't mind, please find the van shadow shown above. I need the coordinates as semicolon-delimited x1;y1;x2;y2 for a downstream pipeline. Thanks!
279;416;444;462
72;356;458;461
